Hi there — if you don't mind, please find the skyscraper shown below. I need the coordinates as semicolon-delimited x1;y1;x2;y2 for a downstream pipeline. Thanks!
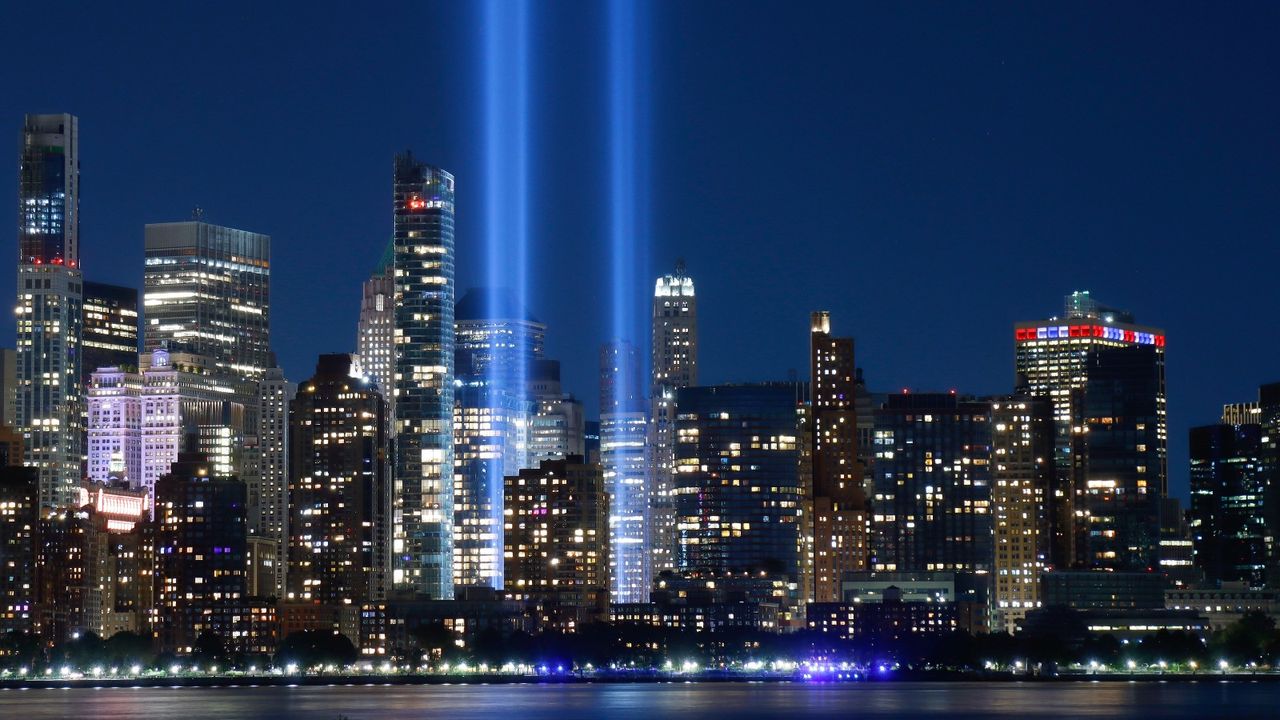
357;243;395;407
674;384;805;581
143;220;270;380
1014;291;1166;567
600;340;648;603
248;367;293;597
82;281;139;380
392;152;455;599
288;354;388;606
1189;422;1269;587
504;457;610;628
528;360;585;465
871;392;994;576
648;263;696;580
990;393;1054;633
809;311;869;603
17;113;83;510
1078;345;1166;570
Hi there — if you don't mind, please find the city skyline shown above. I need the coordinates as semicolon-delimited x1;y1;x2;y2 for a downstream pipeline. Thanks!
4;5;1278;503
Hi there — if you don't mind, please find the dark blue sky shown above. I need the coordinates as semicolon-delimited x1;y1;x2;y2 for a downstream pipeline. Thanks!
3;2;1279;500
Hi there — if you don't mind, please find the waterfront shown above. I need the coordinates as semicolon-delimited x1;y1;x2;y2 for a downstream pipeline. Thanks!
0;681;1270;719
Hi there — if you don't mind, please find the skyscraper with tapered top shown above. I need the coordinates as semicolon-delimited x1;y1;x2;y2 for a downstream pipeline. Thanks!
392;152;455;599
647;262;696;580
17;113;83;510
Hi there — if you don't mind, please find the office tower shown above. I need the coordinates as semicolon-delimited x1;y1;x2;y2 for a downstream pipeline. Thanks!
648;263;697;580
674;384;806;581
1077;345;1166;570
809;311;869;603
143;220;270;380
88;348;253;506
454;287;545;385
153;450;248;654
451;288;540;590
504;457;610;627
82;281;139;381
248;367;293;598
288;354;388;606
528;360;585;465
392;152;456;599
453;384;529;590
1014;291;1166;567
0;467;39;635
357;243;395;406
86;367;143;486
17;113;83;510
1189;422;1269;587
871;392;994;575
990;393;1054;633
1158;496;1197;588
600;340;649;603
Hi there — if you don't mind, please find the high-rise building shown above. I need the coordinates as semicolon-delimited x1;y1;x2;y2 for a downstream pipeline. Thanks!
528;360;585;465
809;311;869;603
247;367;293;598
1189;422;1270;587
392;152;456;599
1077;345;1166;570
357;243;395;407
1014;291;1166;567
153;450;248;654
451;288;539;591
87;348;253;506
674;384;806;581
79;485;153;639
990;393;1054;633
143;220;270;380
600;340;649;603
82;281;139;381
86;367;143;486
0;466;39;636
871;392;994;576
288;354;388;606
17;113;83;510
504;457;610;628
648;263;697;580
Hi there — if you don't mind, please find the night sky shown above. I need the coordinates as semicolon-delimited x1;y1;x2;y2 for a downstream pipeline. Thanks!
3;2;1279;500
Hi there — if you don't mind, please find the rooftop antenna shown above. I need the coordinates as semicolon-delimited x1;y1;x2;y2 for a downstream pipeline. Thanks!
675;257;686;276
192;206;205;221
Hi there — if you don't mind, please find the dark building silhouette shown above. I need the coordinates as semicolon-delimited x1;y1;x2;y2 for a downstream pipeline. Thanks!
1189;422;1271;587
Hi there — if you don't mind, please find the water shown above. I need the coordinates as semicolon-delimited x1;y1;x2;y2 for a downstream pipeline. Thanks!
0;681;1271;719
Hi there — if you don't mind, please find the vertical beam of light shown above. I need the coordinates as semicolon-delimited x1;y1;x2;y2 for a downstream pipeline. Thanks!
605;0;652;603
482;0;531;591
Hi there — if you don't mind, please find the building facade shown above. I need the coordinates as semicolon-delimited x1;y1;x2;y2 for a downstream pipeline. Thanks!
674;384;805;582
809;311;869;603
17;113;83;510
356;242;395;407
288;354;388;607
1189;422;1270;587
82;281;139;382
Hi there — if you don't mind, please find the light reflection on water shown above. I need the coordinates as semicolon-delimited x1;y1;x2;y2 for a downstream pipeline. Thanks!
0;681;1273;720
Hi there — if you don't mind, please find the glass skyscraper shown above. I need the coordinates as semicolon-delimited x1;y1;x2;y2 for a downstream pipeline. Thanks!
143;221;270;381
17;113;83;510
392;152;455;599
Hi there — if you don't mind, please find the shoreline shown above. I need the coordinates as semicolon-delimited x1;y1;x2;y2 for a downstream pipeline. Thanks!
2;670;1277;691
